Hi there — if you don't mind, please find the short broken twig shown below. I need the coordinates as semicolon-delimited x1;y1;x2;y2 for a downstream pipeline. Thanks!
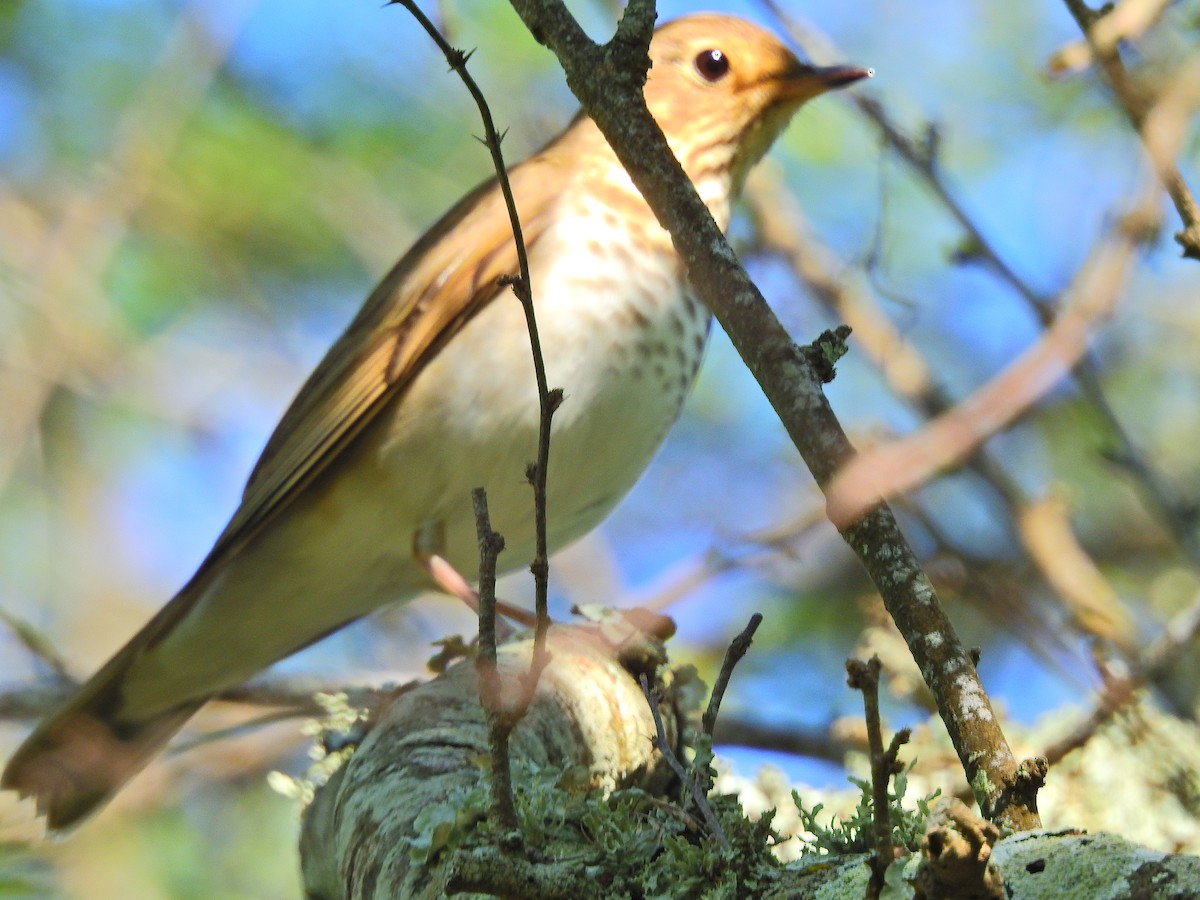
847;656;910;899
702;612;762;738
471;487;518;832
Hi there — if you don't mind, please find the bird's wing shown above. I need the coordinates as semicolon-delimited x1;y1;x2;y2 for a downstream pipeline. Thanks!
0;148;572;833
200;151;566;576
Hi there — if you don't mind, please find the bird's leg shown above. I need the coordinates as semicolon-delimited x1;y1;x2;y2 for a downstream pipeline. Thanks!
413;524;537;632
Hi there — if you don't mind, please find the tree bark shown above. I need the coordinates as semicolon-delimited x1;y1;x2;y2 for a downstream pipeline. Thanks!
300;630;1200;899
300;623;679;900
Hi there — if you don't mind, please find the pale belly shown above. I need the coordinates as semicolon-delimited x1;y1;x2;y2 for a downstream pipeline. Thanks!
374;255;711;577
122;221;710;714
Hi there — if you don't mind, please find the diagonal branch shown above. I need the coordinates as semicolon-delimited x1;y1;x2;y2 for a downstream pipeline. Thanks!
505;0;1038;829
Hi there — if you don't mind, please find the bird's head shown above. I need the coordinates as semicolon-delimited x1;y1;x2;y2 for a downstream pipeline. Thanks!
644;14;870;201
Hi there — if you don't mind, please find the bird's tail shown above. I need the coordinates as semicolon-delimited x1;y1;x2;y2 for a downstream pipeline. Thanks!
2;631;209;832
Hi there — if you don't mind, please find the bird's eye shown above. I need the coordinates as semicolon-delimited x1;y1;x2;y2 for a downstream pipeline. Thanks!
694;48;729;82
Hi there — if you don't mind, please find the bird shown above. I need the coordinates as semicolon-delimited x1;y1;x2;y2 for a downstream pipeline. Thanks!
2;13;868;830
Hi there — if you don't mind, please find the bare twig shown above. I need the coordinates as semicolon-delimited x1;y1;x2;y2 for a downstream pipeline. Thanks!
625;546;740;613
167;709;310;754
0;669;411;724
639;673;729;849
701;613;762;738
711;715;861;763
389;0;558;688
470;487;519;831
0;606;73;683
218;678;411;715
847;657;907;899
0;684;76;720
624;505;832;616
1045;588;1200;764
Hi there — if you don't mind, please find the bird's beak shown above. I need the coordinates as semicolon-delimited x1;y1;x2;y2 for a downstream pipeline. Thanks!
809;64;873;90
776;62;872;104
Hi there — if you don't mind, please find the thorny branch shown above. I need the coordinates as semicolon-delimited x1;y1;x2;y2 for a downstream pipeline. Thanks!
390;0;558;675
390;1;562;831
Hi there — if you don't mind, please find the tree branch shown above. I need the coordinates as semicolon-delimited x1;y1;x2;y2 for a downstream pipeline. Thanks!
505;0;1037;829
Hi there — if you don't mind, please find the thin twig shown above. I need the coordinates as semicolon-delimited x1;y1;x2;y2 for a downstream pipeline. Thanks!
624;546;740;613
470;487;519;831
639;673;729;849
218;679;410;715
711;715;861;762
167;709;308;755
0;663;413;722
389;0;558;695
0;606;73;682
0;684;77;720
702;613;762;738
846;657;899;900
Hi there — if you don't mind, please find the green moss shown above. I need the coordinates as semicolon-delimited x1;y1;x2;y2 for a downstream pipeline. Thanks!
793;762;941;856
403;757;786;897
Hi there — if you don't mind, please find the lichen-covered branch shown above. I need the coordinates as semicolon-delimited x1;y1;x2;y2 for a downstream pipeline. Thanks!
504;0;1038;829
297;628;1200;898
299;625;678;899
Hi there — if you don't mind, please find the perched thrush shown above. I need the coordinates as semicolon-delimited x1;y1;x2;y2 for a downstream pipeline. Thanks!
3;13;867;829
